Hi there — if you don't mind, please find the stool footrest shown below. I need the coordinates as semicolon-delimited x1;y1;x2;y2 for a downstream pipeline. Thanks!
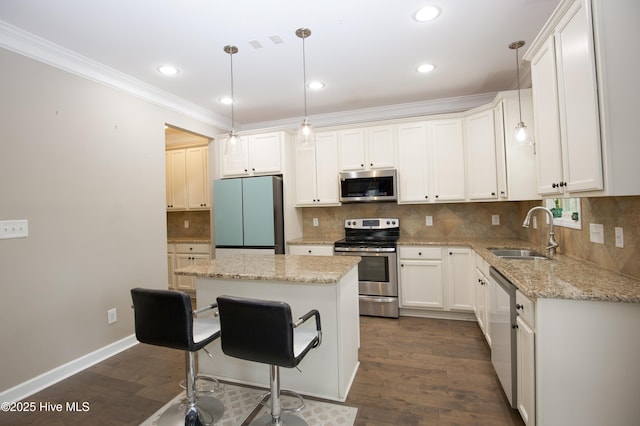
259;389;305;413
180;375;221;394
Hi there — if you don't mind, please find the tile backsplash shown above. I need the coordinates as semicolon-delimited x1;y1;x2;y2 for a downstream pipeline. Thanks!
167;210;210;239
301;196;640;280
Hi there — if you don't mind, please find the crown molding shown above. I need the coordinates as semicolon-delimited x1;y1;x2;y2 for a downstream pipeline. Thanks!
0;20;228;129
240;92;498;131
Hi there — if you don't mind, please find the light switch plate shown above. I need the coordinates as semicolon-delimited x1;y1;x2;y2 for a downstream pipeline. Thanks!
590;223;604;244
615;227;624;248
425;216;433;226
492;215;500;225
0;220;29;239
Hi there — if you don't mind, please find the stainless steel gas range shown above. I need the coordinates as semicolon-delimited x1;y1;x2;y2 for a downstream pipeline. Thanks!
334;218;399;318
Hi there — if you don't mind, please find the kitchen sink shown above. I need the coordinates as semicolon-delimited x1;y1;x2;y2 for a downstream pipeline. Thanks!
488;248;549;260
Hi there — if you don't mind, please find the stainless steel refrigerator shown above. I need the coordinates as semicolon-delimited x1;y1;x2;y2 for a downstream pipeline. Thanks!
213;175;284;255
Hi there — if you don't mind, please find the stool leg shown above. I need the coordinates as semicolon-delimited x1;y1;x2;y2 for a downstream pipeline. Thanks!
250;365;307;426
270;365;281;425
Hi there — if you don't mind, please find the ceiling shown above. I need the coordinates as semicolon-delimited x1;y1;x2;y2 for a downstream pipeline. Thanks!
0;0;561;131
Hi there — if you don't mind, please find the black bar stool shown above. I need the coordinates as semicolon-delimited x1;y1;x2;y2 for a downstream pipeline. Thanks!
216;295;321;426
131;288;225;426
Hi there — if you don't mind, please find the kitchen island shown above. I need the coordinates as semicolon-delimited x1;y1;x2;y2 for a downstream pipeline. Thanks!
175;253;361;402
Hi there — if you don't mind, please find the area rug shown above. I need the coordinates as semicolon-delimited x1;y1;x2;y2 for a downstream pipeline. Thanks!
140;382;357;426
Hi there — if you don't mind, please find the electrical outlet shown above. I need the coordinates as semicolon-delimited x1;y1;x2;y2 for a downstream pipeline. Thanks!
492;215;500;225
589;223;604;244
312;218;319;227
425;216;433;226
107;308;117;325
533;216;537;229
615;227;624;248
0;220;29;239
184;220;189;229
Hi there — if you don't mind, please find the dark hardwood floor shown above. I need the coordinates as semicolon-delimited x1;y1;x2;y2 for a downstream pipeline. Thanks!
1;316;524;425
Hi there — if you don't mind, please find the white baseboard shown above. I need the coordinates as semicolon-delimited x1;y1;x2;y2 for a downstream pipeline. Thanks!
0;335;138;403
399;308;476;321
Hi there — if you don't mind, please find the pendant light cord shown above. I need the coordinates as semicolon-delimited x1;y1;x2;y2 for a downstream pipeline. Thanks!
230;50;235;130
515;45;523;123
302;34;308;119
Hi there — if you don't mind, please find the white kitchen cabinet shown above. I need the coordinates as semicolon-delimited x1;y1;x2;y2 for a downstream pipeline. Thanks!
166;149;187;210
474;253;492;347
221;131;283;177
186;146;209;209
397;118;466;203
289;244;334;256
172;243;210;291
294;131;340;206
464;106;498;200
446;247;474;312
338;125;396;171
167;244;175;289
166;146;210;211
516;290;535;426
527;0;603;196
399;247;444;309
493;90;539;201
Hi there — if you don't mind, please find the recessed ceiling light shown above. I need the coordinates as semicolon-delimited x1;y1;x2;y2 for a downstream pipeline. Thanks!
417;63;436;73
308;81;325;90
414;6;441;22
219;97;234;105
157;65;179;76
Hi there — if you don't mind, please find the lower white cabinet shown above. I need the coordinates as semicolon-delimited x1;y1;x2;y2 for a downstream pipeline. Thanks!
399;246;473;313
289;244;334;256
516;290;536;426
169;243;211;292
399;247;444;309
474;252;492;347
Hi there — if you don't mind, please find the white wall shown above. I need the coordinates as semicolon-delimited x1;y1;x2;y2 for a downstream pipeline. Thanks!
0;47;220;395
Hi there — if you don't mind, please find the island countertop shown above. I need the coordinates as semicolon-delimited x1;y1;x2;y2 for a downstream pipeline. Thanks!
175;253;361;284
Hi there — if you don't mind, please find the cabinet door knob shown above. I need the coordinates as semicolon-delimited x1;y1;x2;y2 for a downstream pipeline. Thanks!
512;324;519;329
435;195;439;199
418;252;422;256
425;195;429;199
516;303;524;310
491;192;496;196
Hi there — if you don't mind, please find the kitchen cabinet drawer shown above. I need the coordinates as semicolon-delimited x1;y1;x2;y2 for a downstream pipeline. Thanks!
516;290;535;328
289;245;334;256
399;246;442;260
174;243;210;254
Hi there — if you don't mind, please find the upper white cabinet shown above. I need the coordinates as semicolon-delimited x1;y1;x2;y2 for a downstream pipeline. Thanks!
186;146;210;209
493;90;539;201
167;146;209;211
397;118;466;203
338;125;396;171
464;106;498;200
527;0;603;196
221;131;283;177
294;131;340;206
166;149;187;210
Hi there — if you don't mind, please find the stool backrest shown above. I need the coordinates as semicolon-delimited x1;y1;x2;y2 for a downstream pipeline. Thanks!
131;288;196;351
217;295;296;368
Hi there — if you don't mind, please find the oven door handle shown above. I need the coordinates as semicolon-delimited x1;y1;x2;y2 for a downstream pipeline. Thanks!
334;247;396;253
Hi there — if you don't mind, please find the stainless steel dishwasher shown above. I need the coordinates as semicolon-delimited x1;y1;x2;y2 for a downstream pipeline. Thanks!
489;266;517;409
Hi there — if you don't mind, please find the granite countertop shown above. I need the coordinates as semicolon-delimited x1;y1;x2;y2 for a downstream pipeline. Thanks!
175;253;361;284
286;236;640;303
168;237;211;244
288;237;342;245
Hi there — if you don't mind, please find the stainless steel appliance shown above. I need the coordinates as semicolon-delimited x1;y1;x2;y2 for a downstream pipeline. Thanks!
489;266;517;409
339;169;397;203
334;218;399;318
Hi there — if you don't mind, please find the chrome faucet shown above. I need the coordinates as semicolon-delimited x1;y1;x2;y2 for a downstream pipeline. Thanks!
522;206;559;256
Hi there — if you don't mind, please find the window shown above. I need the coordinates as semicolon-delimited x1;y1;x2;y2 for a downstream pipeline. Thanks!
545;197;582;230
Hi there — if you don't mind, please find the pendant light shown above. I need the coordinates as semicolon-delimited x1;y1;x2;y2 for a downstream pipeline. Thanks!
295;28;315;146
509;40;530;144
223;45;240;155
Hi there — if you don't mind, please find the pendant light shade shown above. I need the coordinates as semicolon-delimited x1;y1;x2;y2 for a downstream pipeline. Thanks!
296;28;315;146
223;45;241;155
509;40;531;145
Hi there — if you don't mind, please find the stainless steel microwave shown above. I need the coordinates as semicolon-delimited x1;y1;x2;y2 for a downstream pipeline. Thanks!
339;169;398;203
